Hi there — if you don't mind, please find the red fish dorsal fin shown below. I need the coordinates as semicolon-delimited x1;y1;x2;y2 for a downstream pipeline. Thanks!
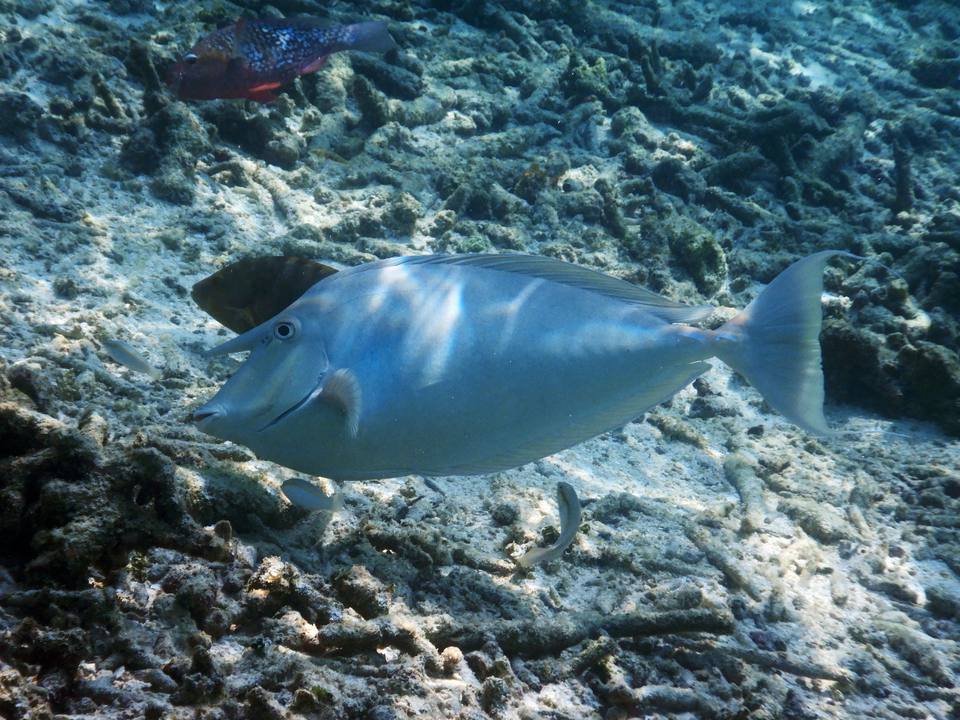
230;18;262;63
232;17;248;42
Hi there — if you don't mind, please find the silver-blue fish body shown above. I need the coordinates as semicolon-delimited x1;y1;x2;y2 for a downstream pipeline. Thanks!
102;338;161;380
194;253;840;480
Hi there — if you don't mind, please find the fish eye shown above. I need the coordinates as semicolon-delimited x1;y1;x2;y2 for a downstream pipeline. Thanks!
184;52;198;64
273;320;298;341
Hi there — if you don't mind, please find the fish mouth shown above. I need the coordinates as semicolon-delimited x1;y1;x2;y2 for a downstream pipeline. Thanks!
259;377;324;432
191;405;222;429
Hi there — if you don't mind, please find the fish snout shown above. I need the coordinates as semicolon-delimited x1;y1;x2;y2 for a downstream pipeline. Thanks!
191;403;223;428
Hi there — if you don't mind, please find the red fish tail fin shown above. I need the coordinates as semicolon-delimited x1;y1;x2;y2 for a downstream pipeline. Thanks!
344;21;397;53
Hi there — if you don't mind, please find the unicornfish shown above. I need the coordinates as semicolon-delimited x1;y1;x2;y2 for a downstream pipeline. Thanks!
192;252;846;481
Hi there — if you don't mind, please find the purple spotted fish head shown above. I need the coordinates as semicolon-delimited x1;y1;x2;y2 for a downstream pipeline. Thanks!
168;18;396;103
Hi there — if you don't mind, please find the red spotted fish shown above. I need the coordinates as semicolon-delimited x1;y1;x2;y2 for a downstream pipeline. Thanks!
192;252;850;481
168;18;396;102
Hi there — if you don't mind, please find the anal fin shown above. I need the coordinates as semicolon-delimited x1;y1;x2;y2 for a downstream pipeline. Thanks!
437;361;710;476
300;54;329;75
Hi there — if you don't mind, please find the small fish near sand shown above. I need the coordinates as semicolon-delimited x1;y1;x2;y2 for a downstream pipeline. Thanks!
102;338;161;380
281;477;344;513
518;482;582;568
192;251;852;481
168;17;397;102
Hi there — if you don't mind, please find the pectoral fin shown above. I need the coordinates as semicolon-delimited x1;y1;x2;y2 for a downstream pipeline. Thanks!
247;81;284;93
245;87;280;103
321;369;361;438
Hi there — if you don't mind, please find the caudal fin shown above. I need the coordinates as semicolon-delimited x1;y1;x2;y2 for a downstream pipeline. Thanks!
345;21;397;53
714;251;853;435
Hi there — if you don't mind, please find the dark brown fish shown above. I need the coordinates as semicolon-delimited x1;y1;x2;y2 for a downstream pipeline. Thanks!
192;256;337;333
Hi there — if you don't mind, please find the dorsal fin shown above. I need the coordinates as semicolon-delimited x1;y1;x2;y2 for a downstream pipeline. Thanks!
349;254;713;323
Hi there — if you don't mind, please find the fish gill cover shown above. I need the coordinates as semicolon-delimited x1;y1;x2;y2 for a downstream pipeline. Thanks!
0;1;959;719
